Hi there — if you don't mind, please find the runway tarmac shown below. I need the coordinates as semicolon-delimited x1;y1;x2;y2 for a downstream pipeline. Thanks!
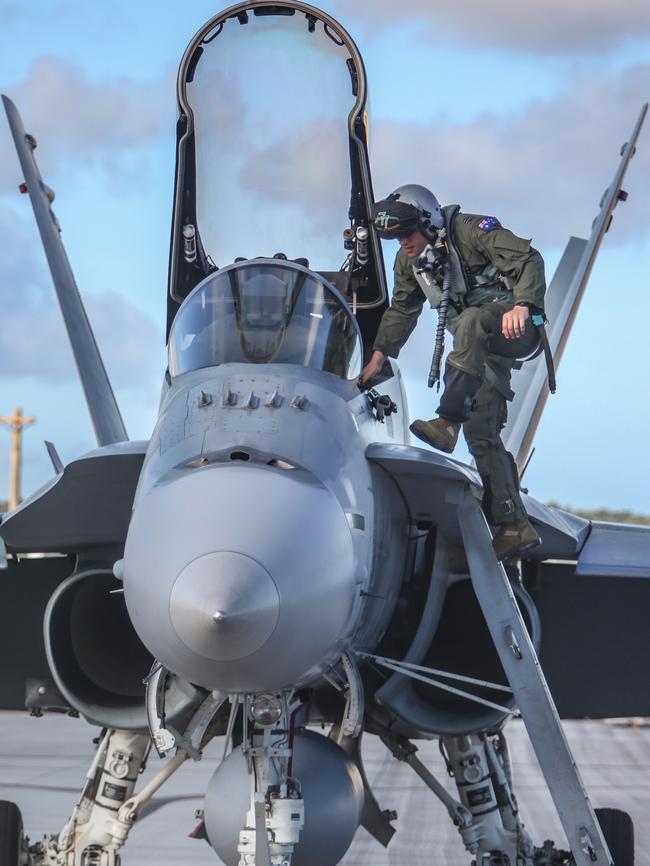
1;712;648;865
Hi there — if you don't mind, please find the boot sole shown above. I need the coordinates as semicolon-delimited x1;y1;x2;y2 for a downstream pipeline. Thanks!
495;536;542;562
409;423;455;454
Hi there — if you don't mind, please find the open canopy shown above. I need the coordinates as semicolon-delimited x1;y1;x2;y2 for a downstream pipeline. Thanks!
189;12;353;268
167;2;388;337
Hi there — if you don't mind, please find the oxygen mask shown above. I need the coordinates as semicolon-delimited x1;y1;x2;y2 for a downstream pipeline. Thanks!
416;229;447;279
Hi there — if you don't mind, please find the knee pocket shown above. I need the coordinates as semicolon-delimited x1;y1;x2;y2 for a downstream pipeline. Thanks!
458;306;495;328
454;308;482;339
458;307;483;324
466;437;497;458
454;307;498;351
464;411;502;448
456;307;481;333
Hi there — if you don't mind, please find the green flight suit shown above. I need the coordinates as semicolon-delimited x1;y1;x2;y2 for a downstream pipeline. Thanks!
372;208;547;526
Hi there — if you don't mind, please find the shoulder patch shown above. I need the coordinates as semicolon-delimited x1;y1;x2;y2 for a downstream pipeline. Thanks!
478;216;500;232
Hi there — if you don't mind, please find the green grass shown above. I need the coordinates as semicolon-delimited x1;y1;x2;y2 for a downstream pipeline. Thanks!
546;502;650;525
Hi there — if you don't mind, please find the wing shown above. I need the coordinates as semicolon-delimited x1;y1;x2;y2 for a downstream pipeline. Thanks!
0;441;147;554
367;442;650;719
367;442;590;560
503;103;648;473
2;95;128;446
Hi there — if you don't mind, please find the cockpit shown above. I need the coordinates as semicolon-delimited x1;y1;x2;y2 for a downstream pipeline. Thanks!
168;260;363;380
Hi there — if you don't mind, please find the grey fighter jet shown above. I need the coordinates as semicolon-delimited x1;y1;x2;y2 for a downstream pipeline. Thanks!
1;4;648;866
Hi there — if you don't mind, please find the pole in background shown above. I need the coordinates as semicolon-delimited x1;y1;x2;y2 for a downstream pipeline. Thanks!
0;407;36;510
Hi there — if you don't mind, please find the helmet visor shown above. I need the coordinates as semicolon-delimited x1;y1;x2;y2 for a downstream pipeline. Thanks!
371;199;420;239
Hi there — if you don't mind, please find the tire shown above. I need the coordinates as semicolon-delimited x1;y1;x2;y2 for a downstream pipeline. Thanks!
595;807;634;866
0;800;23;866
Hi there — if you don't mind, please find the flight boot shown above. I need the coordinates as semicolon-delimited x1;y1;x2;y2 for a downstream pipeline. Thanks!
492;518;541;561
411;365;482;452
409;417;461;453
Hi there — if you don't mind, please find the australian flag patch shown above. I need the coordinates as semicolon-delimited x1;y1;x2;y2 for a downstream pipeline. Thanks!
478;216;500;232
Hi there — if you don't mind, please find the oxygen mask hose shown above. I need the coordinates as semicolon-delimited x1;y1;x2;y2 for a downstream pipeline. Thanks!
428;261;451;389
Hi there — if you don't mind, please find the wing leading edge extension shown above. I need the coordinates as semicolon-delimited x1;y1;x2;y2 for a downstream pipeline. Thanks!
2;95;128;446
503;103;648;472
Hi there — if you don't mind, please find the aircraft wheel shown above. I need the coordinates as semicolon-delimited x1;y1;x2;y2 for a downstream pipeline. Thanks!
0;800;23;866
595;807;634;866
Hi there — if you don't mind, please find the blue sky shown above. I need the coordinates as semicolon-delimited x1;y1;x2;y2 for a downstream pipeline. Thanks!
1;0;649;511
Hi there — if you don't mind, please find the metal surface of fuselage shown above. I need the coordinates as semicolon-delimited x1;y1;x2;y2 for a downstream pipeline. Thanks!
123;357;411;694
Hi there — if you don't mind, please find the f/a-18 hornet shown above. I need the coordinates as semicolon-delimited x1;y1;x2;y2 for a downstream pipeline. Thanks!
1;4;648;866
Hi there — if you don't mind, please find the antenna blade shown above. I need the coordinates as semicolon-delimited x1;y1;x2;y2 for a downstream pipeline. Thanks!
44;440;64;474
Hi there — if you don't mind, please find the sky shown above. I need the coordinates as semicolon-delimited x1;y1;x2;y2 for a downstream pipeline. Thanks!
0;0;649;512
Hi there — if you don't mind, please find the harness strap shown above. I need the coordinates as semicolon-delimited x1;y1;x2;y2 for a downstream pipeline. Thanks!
534;315;557;394
522;314;556;394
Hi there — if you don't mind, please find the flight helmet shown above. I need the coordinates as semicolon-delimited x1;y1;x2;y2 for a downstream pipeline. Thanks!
371;184;444;241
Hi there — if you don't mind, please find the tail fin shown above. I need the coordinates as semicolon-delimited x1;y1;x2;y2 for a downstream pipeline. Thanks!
3;95;128;446
503;103;648;472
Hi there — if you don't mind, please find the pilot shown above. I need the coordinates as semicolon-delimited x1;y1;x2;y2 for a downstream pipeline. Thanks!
359;184;546;561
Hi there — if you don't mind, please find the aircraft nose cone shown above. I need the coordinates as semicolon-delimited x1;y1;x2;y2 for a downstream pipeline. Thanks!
124;463;358;692
169;552;280;661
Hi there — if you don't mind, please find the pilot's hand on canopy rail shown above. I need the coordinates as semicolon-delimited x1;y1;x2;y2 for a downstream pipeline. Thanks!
359;350;387;387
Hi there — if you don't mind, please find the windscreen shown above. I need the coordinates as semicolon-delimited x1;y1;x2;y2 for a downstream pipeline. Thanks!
185;11;356;270
168;261;363;380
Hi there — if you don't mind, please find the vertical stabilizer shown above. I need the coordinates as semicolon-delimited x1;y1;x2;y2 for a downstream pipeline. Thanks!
503;103;648;472
3;95;128;446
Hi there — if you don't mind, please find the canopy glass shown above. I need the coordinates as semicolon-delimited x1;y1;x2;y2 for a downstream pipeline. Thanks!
186;12;356;269
168;261;363;380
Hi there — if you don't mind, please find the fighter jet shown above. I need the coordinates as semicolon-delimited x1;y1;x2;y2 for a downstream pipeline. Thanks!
1;3;648;866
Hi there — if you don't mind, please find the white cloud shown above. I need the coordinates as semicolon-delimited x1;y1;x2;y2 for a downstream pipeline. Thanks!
239;119;350;234
1;56;171;193
334;0;650;53
230;63;650;251
368;64;650;248
0;207;163;392
84;292;164;393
